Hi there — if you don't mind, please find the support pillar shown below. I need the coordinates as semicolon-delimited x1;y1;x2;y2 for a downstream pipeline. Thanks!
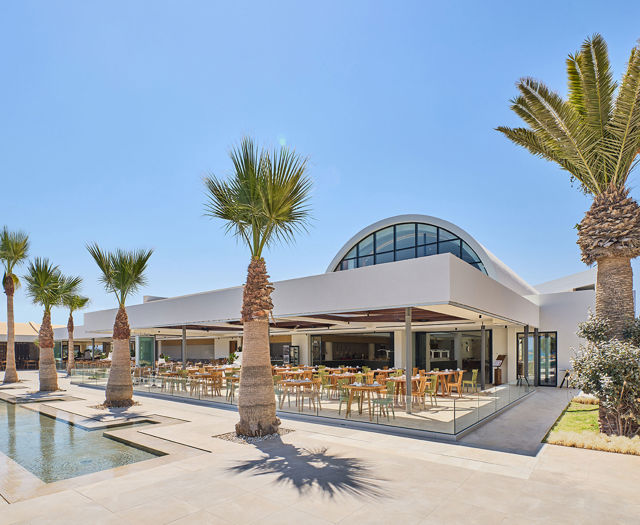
523;325;529;384
134;336;140;367
533;328;539;387
405;307;413;414
181;326;187;370
480;324;486;391
91;338;95;360
425;333;431;371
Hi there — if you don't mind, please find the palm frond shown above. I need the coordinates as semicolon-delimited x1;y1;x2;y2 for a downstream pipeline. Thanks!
499;34;640;195
0;227;29;286
87;243;153;306
567;34;616;139
63;293;90;313
605;45;640;185
23;258;64;312
204;137;313;258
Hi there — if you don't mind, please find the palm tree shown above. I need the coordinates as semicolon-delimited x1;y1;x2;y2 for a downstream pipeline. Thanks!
62;294;90;375
497;34;640;338
0;227;29;383
24;258;81;392
87;244;153;407
204;137;312;436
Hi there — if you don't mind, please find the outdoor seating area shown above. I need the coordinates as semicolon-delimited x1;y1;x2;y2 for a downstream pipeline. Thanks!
70;362;533;435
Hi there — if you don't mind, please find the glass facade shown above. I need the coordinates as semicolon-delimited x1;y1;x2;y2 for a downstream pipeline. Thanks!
335;222;487;274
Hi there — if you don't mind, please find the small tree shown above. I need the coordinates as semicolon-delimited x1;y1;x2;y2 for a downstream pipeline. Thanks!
571;340;640;437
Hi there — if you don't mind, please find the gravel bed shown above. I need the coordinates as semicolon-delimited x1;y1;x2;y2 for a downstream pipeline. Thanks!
214;428;294;445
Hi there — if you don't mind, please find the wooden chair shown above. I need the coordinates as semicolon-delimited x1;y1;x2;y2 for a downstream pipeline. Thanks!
372;381;396;420
300;380;322;412
447;371;464;397
463;369;479;392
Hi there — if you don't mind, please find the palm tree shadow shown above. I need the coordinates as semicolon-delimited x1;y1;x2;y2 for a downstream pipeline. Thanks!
227;436;386;499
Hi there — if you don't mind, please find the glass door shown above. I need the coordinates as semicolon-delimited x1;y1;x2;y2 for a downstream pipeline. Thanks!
517;332;557;386
538;333;557;386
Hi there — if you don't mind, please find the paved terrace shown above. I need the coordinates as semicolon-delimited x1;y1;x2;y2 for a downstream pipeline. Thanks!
1;371;639;524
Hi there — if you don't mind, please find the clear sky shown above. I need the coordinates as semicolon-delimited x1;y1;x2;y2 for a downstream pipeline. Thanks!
1;1;640;326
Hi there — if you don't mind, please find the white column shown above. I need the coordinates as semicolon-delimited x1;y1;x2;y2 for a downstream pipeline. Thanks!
325;341;333;361
291;334;309;365
394;331;404;368
425;333;431;371
454;332;462;369
181;327;187;369
404;307;413;414
134;336;140;367
368;343;375;361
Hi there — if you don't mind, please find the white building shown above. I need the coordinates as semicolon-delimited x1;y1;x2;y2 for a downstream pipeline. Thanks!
66;214;595;388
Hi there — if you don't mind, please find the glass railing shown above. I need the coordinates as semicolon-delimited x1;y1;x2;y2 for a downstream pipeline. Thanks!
70;369;534;436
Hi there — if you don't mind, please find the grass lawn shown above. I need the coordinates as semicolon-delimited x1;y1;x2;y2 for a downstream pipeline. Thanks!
549;401;599;433
545;399;640;456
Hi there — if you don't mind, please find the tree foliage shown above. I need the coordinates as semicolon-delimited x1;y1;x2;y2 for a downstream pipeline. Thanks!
203;137;312;258
497;34;640;196
571;340;640;437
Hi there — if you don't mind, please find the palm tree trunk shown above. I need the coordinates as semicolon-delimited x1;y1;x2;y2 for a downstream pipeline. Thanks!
596;256;635;339
105;305;134;407
38;310;58;391
3;276;19;383
66;313;75;375
236;257;280;436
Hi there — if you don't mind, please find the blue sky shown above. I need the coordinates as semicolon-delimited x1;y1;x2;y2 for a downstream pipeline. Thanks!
1;1;640;325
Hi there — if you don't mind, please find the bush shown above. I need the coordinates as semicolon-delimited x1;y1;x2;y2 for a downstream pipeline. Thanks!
571;340;640;437
577;311;611;343
623;317;640;347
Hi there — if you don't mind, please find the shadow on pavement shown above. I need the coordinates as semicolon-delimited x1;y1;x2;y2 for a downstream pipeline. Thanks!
228;435;386;499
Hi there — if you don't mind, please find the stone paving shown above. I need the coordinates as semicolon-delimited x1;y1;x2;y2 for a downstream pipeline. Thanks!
1;371;639;524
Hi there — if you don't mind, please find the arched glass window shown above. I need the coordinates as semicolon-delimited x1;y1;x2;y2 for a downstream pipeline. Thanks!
334;222;487;274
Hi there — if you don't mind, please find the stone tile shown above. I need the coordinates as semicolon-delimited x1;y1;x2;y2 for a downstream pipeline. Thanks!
205;493;282;524
114;496;199;525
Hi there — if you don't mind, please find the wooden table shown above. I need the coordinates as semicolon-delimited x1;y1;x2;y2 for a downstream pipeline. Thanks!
345;383;386;420
278;379;314;410
388;376;420;406
427;370;462;396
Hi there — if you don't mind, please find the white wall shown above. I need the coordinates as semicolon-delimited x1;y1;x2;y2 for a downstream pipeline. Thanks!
535;290;595;376
291;334;309;365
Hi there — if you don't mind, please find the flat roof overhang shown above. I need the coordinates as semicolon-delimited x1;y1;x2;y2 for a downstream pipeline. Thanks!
82;253;540;337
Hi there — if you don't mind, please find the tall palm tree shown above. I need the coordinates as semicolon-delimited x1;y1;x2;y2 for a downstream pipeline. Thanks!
498;34;640;338
0;227;29;383
24;258;81;392
62;294;90;375
87;244;153;407
204;137;312;436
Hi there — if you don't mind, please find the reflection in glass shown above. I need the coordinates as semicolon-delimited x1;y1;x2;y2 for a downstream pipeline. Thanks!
375;227;394;253
417;224;437;245
395;224;416;249
359;234;374;256
375;251;394;264
438;240;461;258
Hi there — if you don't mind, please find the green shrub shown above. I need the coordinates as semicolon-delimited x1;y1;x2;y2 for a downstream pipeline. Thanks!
571;340;640;437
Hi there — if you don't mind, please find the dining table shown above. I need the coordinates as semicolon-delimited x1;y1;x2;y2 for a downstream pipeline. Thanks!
427;370;463;396
345;383;386;420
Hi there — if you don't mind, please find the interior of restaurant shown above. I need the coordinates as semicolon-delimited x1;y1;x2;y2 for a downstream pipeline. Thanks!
414;330;492;382
310;332;394;368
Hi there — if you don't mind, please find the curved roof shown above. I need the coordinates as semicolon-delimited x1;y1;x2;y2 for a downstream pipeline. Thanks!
326;214;537;296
